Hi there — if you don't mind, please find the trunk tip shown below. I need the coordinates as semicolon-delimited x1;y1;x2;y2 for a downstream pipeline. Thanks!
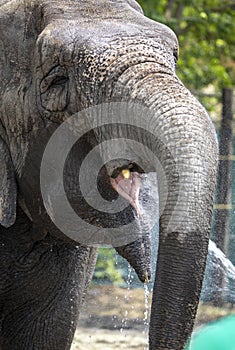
144;271;150;284
138;270;151;283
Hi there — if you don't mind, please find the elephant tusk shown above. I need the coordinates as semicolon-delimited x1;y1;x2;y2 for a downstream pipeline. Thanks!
110;171;142;218
121;169;131;179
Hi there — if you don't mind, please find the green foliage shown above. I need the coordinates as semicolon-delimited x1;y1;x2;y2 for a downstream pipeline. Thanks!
93;248;124;285
137;0;235;108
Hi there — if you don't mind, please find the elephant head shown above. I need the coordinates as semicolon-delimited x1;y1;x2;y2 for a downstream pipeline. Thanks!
0;0;218;349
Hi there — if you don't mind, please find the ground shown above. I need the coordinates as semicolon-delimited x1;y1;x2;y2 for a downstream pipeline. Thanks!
71;285;235;350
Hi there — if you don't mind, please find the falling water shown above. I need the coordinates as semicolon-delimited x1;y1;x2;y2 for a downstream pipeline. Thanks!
113;253;119;330
143;283;150;350
208;240;235;279
201;239;235;303
120;265;133;336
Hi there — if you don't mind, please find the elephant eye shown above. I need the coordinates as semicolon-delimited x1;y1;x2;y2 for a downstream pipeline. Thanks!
40;66;69;112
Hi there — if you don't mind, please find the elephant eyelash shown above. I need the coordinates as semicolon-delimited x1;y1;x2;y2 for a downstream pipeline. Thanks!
49;76;68;87
40;75;68;93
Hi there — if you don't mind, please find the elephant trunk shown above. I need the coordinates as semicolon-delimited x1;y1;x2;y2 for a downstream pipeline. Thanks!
113;70;218;349
150;91;217;350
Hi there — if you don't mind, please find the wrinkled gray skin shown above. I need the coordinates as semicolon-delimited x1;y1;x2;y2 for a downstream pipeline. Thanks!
0;0;218;349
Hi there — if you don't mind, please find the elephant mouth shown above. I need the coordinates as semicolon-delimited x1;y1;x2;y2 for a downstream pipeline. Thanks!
110;167;142;217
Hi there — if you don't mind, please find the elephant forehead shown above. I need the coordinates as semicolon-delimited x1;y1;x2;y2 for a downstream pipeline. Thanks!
39;0;140;18
36;0;178;52
36;23;176;77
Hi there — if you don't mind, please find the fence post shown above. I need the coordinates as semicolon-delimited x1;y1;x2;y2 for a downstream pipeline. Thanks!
213;88;234;306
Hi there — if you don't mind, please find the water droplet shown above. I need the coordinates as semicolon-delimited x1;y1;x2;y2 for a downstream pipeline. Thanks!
143;282;150;347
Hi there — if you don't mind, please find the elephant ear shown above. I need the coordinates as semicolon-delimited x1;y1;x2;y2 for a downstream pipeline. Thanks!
0;137;17;228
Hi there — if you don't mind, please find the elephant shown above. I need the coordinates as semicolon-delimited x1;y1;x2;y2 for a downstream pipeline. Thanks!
0;0;218;349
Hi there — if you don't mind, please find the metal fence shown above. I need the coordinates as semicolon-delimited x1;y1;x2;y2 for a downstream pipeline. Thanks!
194;88;235;263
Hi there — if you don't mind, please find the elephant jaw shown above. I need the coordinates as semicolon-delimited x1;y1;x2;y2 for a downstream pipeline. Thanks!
110;170;142;217
110;169;151;283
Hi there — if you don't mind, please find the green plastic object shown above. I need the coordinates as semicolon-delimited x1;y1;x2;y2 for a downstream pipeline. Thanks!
185;315;235;350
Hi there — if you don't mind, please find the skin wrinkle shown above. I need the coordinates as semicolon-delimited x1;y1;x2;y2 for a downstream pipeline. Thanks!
89;39;176;96
115;76;215;151
114;74;217;239
35;29;176;105
1;231;93;348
